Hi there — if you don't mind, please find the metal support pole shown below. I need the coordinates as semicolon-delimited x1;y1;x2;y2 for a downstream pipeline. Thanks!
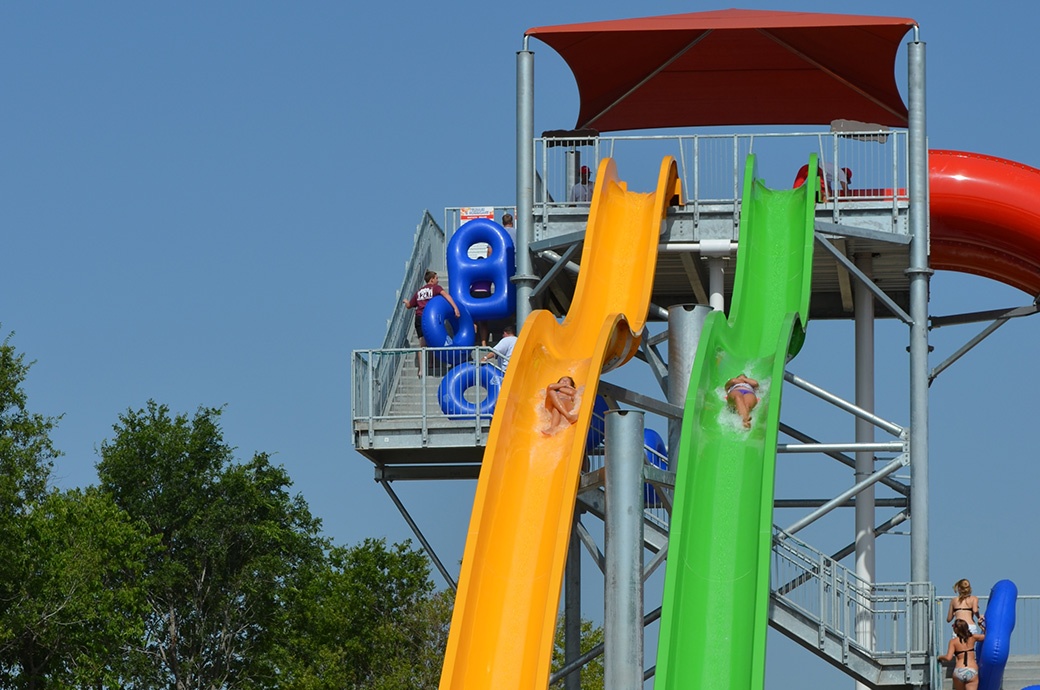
855;252;877;689
907;36;930;588
604;410;644;690
667;305;710;470
708;258;725;311
907;34;931;677
564;509;582;690
515;44;537;329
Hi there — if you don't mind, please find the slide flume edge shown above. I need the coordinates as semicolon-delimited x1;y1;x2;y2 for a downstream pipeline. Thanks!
656;154;818;690
438;157;681;689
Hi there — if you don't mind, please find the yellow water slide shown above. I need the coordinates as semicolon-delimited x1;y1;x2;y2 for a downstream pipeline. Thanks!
439;157;680;689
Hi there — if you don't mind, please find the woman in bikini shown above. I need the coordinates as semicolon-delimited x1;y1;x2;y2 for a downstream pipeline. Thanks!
543;376;580;435
938;618;985;690
947;578;985;635
724;374;759;429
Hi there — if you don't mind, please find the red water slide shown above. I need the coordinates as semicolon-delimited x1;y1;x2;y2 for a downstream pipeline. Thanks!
930;149;1040;295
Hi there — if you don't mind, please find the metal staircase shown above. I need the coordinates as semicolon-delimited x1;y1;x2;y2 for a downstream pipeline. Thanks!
770;528;934;688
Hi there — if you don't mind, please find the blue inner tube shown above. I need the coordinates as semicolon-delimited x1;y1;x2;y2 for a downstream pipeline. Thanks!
438;362;500;418
978;579;1017;690
585;395;609;453
421;295;475;364
643;428;668;506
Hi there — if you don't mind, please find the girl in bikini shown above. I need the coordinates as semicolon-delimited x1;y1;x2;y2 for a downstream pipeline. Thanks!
724;373;760;429
938;618;985;690
543;376;580;435
947;578;985;635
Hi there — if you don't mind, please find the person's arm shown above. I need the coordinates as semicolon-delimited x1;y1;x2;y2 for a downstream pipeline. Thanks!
745;376;759;387
946;599;955;623
441;292;461;318
403;293;416;309
937;638;956;664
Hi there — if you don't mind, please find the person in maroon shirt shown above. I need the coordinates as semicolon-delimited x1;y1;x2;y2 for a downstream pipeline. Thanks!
403;270;460;376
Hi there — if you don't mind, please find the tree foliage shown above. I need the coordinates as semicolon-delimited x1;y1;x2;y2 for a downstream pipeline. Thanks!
0;488;155;689
0;335;454;688
0;333;153;689
97;401;327;689
551;618;605;690
282;538;449;689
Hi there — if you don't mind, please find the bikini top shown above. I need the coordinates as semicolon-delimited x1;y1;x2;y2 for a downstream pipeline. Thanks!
955;648;975;664
953;607;976;614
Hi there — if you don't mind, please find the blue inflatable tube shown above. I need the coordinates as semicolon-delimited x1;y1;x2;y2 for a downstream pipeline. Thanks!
447;218;516;322
421;295;476;364
438;362;501;418
643;428;668;507
585;395;609;453
978;579;1017;690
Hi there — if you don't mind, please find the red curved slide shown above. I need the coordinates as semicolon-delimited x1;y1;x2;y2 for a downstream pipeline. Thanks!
930;149;1040;295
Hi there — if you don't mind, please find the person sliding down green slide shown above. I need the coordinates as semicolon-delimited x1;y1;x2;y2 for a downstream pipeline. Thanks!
656;154;818;690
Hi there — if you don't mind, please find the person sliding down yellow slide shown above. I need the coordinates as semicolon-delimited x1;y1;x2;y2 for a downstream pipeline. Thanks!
439;157;681;690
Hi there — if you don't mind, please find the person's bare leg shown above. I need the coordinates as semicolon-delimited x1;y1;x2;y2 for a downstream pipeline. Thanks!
417;336;426;378
543;408;562;436
744;394;758;424
730;393;752;428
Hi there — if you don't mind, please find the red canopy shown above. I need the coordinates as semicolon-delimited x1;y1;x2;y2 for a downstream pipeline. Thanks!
526;9;916;132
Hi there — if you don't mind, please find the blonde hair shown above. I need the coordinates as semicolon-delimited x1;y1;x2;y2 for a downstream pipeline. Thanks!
954;578;972;599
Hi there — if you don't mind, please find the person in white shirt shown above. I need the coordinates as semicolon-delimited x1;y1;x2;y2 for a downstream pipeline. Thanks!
481;325;517;369
569;165;594;202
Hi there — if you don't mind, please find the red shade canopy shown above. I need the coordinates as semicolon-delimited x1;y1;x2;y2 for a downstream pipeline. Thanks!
526;9;916;132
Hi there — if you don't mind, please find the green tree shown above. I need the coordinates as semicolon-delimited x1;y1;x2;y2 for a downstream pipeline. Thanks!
0;334;59;569
0;333;153;689
551;618;605;690
96;401;326;689
0;488;154;689
283;538;447;689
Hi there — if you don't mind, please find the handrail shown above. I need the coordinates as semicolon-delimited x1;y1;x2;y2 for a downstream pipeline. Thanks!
530;130;909;235
772;527;934;659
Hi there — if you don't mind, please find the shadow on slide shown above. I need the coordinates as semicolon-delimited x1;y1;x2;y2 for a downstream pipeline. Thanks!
655;154;818;690
438;157;681;689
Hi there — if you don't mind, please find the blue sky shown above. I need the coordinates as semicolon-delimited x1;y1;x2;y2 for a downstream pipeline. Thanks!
3;1;1039;687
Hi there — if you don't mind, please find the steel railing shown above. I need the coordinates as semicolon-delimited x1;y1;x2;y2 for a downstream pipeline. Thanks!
530;129;909;230
384;211;446;350
935;594;1040;656
772;527;934;660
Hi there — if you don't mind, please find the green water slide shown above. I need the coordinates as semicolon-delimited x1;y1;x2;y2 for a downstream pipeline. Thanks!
655;154;818;689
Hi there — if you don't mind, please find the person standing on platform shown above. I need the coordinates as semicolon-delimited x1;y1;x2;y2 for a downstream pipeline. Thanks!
938;618;985;690
403;269;459;376
480;325;517;370
947;578;985;635
569;165;594;202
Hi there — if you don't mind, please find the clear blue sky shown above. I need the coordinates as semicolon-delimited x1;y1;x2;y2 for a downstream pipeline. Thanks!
3;2;1038;687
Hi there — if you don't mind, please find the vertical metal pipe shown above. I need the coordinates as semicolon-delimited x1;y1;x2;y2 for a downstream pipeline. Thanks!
667;305;710;469
854;252;876;690
515;46;536;329
564;511;582;690
907;37;931;669
708;258;725;311
604;410;644;689
907;36;929;585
